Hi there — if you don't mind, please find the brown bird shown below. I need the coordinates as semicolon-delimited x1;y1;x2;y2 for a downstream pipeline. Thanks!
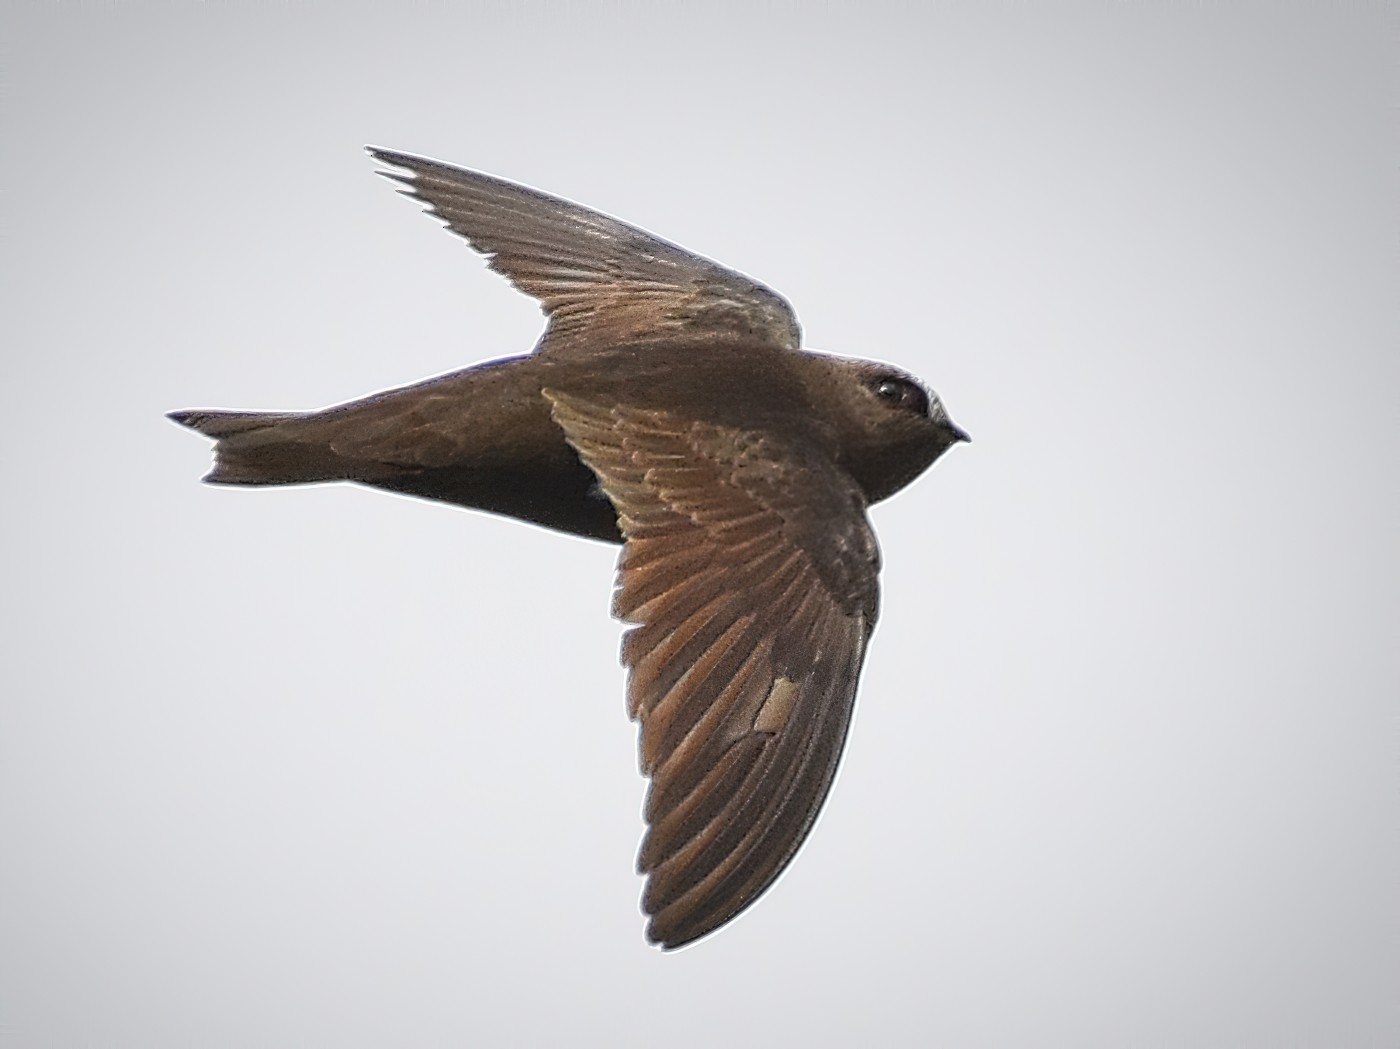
170;148;968;949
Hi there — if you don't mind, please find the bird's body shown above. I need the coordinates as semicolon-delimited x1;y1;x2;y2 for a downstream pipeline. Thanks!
172;149;967;948
176;340;956;542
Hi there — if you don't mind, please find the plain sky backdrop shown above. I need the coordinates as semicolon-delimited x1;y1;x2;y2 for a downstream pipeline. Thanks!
3;4;1397;1046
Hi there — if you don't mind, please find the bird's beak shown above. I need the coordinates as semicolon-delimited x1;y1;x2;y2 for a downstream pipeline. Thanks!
930;401;969;445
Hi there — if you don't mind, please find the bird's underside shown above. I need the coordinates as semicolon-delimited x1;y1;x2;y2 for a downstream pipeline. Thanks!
171;147;966;948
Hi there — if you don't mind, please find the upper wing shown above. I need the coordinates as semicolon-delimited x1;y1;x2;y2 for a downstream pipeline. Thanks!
368;148;802;354
544;390;881;949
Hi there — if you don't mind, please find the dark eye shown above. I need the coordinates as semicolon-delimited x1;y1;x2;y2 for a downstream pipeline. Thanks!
872;377;929;416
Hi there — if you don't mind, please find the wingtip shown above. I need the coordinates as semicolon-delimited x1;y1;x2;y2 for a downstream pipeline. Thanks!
365;146;419;174
644;916;712;953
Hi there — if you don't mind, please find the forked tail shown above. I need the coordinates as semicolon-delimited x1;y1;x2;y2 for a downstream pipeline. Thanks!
168;409;340;486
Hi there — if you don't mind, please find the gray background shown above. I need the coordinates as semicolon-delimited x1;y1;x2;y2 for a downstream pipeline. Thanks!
3;4;1397;1046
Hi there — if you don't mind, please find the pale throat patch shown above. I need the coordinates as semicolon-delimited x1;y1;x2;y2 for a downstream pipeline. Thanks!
753;676;800;734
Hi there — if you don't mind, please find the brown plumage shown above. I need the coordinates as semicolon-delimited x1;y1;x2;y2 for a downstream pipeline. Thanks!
170;148;968;948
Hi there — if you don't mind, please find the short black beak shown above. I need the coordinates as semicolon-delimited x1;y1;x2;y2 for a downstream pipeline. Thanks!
946;420;971;444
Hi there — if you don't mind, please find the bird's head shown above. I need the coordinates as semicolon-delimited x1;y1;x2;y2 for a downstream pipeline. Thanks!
802;353;969;505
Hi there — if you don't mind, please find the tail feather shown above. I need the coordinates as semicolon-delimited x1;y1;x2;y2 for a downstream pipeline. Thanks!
167;409;291;439
168;408;340;486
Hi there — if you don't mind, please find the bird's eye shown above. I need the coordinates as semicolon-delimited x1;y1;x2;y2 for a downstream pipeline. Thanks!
872;377;930;416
